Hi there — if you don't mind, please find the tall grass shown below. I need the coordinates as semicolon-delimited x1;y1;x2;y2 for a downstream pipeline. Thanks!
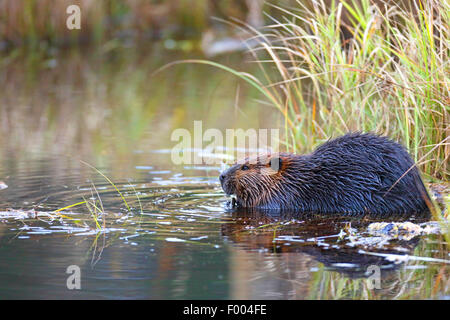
213;0;448;180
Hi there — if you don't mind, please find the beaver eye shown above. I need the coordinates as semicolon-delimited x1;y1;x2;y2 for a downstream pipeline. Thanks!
241;165;250;171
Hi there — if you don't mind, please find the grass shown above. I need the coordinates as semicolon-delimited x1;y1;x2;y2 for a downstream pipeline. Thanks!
51;160;135;231
79;160;131;211
180;0;448;181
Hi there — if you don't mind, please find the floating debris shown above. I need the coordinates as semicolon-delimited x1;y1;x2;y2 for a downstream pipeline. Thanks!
0;181;8;190
367;221;444;240
0;209;37;219
135;166;154;170
165;237;186;242
358;249;450;264
149;170;171;175
190;235;208;241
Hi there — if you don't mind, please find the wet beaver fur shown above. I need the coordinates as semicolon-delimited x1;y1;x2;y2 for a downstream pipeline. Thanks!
219;133;431;215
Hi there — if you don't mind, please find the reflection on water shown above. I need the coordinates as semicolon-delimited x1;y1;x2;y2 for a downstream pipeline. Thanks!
0;46;448;299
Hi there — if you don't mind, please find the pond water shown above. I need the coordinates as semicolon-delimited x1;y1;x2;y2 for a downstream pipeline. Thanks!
0;46;448;299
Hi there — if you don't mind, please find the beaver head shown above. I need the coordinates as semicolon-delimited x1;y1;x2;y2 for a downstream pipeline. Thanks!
219;153;299;208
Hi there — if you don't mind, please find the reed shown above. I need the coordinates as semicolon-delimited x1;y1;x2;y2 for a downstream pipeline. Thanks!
264;0;448;179
198;0;449;180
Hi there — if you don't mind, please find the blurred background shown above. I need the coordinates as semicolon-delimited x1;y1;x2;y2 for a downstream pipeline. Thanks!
0;0;292;167
0;0;274;49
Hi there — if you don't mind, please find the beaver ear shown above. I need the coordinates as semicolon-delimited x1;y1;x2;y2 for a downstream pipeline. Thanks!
270;157;282;172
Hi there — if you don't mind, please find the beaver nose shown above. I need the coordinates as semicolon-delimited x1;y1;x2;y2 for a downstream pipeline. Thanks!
219;173;226;183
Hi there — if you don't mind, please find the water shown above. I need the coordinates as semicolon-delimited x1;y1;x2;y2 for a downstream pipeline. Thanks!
0;46;448;299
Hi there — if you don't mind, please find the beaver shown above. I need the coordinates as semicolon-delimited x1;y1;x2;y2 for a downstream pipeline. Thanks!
219;133;431;215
